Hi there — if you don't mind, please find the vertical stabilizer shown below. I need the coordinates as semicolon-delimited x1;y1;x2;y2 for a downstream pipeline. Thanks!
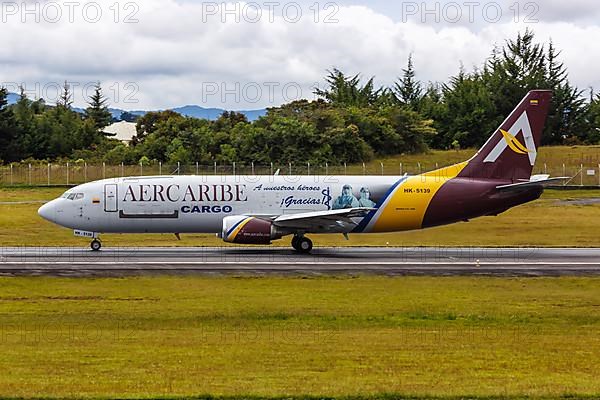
458;90;552;181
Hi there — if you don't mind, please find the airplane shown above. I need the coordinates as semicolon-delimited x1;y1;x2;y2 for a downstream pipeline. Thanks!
38;90;563;252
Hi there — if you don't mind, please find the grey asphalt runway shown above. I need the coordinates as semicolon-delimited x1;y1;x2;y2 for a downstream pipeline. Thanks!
1;247;600;277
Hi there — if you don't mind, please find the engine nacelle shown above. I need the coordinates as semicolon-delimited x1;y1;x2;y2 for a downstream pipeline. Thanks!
221;215;283;245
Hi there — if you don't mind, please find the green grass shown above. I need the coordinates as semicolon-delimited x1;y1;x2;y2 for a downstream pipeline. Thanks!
292;145;600;179
0;396;594;400
368;145;600;169
3;145;600;186
0;276;599;398
1;187;599;247
326;145;600;187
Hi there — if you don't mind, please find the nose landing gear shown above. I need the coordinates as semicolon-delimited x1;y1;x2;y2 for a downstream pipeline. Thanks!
90;239;102;251
291;235;313;253
74;230;102;251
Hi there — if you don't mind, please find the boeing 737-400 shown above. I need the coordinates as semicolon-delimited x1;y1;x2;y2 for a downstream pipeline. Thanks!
38;90;563;252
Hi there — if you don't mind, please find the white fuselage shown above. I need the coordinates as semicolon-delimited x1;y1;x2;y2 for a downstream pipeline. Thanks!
39;175;399;234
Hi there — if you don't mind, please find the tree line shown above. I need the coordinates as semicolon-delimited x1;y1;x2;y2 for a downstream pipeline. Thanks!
1;29;599;166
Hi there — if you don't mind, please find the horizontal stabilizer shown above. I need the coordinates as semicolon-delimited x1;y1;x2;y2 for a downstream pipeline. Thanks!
496;177;570;190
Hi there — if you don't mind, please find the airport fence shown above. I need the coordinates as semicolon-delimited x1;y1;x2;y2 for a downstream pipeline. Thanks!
2;161;600;187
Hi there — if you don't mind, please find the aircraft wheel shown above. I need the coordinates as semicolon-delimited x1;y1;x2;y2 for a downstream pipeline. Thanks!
296;237;313;253
90;239;102;251
291;236;301;251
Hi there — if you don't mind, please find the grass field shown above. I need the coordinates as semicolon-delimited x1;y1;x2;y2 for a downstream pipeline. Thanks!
366;144;600;171
1;187;599;247
0;276;599;398
2;145;600;186
1;180;600;399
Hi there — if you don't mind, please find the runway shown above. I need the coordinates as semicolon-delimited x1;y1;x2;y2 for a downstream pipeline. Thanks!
1;247;600;277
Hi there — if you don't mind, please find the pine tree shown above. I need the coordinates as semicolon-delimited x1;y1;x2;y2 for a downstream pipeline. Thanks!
394;54;423;109
581;91;600;144
543;40;586;144
13;86;36;159
314;68;382;107
477;30;587;145
0;87;19;162
58;81;73;109
85;82;113;131
437;70;495;148
482;29;546;122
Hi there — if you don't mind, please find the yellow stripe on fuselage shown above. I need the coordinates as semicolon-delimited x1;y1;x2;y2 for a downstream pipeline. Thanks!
370;161;468;232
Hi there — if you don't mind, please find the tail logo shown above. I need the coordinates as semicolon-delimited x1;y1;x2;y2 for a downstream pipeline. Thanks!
484;111;537;166
500;129;533;155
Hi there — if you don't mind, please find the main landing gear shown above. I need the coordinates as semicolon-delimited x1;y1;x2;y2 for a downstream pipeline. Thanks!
291;235;313;253
90;239;102;251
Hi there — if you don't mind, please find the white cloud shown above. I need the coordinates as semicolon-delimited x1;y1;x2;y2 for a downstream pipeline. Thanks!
0;0;598;110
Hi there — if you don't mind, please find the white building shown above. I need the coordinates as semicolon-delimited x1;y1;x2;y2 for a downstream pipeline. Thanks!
103;121;137;144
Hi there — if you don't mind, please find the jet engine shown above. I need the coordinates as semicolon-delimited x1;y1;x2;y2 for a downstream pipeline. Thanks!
221;216;284;244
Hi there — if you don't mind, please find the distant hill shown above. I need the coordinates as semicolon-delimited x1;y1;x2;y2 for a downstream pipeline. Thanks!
171;105;267;121
5;93;267;121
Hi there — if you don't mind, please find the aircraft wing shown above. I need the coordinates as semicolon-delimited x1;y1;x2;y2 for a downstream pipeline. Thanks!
270;208;376;233
496;176;570;190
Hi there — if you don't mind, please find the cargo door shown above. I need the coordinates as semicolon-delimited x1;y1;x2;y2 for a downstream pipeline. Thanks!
104;184;118;212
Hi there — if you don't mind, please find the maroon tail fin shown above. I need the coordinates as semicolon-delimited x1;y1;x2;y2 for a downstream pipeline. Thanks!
459;90;552;181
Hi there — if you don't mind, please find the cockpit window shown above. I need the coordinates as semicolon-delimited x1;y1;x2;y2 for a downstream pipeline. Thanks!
62;192;84;201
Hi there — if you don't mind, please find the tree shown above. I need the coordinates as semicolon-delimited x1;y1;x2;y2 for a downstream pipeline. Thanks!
103;143;139;164
325;124;373;162
427;29;588;149
46;104;83;158
476;29;547;139
394;54;423;109
582;92;600;144
263;116;321;163
385;106;435;154
167;138;192;165
78;118;101;149
132;110;182;145
0;87;19;162
542;40;586;144
314;68;382;107
345;107;399;155
85;82;113;132
12;87;35;159
57;81;73;109
213;111;248;132
435;70;496;148
419;83;446;146
119;111;139;122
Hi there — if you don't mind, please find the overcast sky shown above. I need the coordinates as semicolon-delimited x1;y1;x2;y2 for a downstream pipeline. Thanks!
1;0;599;110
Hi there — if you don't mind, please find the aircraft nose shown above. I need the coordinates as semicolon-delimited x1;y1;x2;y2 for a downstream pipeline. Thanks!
38;200;57;223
